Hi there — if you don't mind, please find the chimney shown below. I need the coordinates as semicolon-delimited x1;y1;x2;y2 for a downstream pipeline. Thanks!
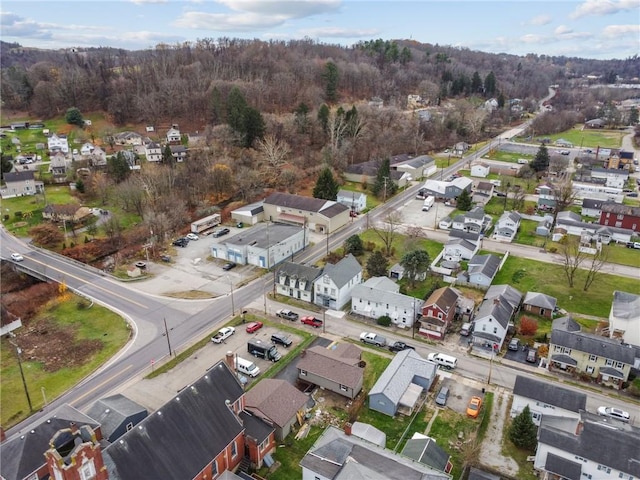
225;351;234;370
493;298;500;305
69;422;78;434
344;422;352;436
575;420;584;436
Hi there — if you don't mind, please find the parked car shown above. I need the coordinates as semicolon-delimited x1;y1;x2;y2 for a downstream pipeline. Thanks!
508;338;521;351
213;228;230;238
275;309;299;321
301;316;323;328
560;150;570;155
526;348;538;364
495;191;507;197
236;222;244;228
186;233;199;241
271;332;292;348
172;238;188;248
245;321;263;334
466;396;483;418
389;341;415;353
222;262;236;271
597;406;630;423
134;261;147;269
10;252;24;262
435;386;450;407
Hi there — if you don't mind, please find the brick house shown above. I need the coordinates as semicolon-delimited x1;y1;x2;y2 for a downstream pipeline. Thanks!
419;287;459;339
598;202;640;233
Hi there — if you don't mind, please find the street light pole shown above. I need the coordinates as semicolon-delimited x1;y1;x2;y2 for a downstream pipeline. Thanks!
228;275;235;316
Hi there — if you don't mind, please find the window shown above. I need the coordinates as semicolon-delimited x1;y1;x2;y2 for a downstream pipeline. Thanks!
340;384;348;392
79;459;96;480
588;354;598;362
231;440;237;458
212;459;218;476
300;369;307;376
493;327;497;334
259;437;269;452
605;358;615;367
438;312;443;319
597;465;611;473
126;422;134;431
586;365;594;374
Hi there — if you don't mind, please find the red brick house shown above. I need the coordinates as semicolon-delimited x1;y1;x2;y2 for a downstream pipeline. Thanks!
599;203;640;233
419;287;459;339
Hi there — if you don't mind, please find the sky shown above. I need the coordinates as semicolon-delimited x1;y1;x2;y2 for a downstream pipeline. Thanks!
1;0;638;60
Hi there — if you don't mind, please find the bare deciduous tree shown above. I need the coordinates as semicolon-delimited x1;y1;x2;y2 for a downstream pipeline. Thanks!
583;244;609;291
558;235;587;288
372;210;404;257
257;134;291;185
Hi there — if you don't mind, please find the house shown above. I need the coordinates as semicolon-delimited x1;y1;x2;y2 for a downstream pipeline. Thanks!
343;160;411;187
580;198;604;218
401;433;453;474
114;131;142;146
493;211;521;242
390;153;436;180
511;375;586;426
472;285;522;351
243;379;310;441
470;163;490;178
454;141;471;155
421;177;473;200
591;168;629;189
548;316;634;389
536;215;553;237
300;425;451;480
275;261;322;303
585;118;606;128
609;291;640;344
0;404;101;480
484;98;499;111
556;210;634;244
368;349;437;416
555;138;573;148
443;237;478;262
534;411;640;480
314;254;362;310
535;183;557;211
262;192;350;234
522;292;557;319
86;146;107;167
85;394;148;443
80;142;96;155
419;287;459;339
473;181;494;204
369;96;384;109
0;170;44;199
336;189;367;213
118;150;139;170
351;276;422;328
47;133;69;154
187;131;205;146
450;206;492;234
464;254;501;287
144;141;162;162
438;216;452;230
169;144;187;162
166;126;181;143
297;344;364;399
598;202;640;233
572;181;623;203
49;152;68;182
448;229;482;246
210;222;307;269
42;204;92;223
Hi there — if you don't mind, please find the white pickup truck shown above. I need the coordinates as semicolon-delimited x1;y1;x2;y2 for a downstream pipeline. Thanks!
359;332;387;347
211;326;235;344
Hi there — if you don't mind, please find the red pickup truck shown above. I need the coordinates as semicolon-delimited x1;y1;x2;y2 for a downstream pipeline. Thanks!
300;316;323;328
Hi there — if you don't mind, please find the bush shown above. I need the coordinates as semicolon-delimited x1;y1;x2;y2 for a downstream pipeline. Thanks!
519;316;538;336
3;214;9;221
377;315;392;327
15;211;23;218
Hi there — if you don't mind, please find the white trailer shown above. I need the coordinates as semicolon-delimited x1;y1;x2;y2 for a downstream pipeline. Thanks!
422;196;435;211
191;214;221;234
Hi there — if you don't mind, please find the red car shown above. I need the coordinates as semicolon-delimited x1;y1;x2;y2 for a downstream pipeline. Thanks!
245;321;263;333
301;316;323;328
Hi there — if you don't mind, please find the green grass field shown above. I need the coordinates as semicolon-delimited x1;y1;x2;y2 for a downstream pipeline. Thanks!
485;150;534;163
516;125;625;149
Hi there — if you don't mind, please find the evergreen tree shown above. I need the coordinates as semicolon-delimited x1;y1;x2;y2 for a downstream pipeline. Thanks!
484;71;497;97
317;104;330;135
531;144;550;173
471;71;483;93
107;152;131;183
366;250;389;277
294;102;310;133
313;166;339;200
627;107;638;126
226;87;248;133
399;250;430;287
162;144;174;167
242;107;265;148
344;234;364;256
457;189;473;211
509;405;538;451
497;92;505;109
372;158;397;200
65;107;84;127
323;61;339;103
399;46;411;65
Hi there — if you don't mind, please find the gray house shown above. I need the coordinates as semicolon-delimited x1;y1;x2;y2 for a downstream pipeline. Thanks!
86;394;148;443
464;254;501;287
368;349;437;416
297;344;364;399
275;262;322;303
390;153;436;180
421;177;473;200
0;170;44;199
472;285;523;351
313;254;362;310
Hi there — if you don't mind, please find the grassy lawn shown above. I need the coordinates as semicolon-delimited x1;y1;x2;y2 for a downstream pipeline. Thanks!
494;256;640;318
513;219;545;247
485;150;533;163
519;126;625;149
260;425;324;480
0;296;131;428
340;181;381;210
428;408;479;480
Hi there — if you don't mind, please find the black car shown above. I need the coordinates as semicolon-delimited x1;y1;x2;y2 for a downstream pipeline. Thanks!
271;332;292;348
389;341;415;353
172;238;188;247
213;228;230;238
222;262;236;271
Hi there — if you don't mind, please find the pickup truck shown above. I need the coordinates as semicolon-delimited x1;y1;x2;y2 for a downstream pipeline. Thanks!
389;341;415;353
359;332;387;347
276;309;299;321
301;316;323;328
211;326;235;344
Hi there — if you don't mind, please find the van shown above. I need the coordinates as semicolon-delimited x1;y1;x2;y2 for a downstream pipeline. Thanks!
234;356;260;377
428;353;458;370
435;386;450;406
460;322;473;336
422;196;435;211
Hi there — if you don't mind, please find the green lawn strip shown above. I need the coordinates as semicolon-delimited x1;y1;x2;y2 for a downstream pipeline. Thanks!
257;425;324;479
500;396;538;480
486;150;533;163
494;256;640;318
355;402;428;452
513;219;545;247
477;391;494;441
0;297;130;428
428;408;479;480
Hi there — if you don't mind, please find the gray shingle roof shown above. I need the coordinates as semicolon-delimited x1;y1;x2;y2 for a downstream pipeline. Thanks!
86;394;147;442
552;316;581;332
612;291;640;320
244;379;309;428
523;292;557;310
401;435;450;472
485;285;523;310
321;254;362;289
476;295;514;328
297;345;363;390
264;192;348;217
3;170;35;182
513;375;586;413
544;452;582;480
468;254;501;281
550;329;635;364
276;262;322;292
351;281;422;313
448;229;482;244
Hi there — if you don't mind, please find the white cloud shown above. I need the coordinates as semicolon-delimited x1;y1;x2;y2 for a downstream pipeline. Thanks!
520;34;550;44
529;14;552;26
300;26;380;38
602;24;640;38
570;0;638;19
174;11;287;31
215;0;341;18
129;0;169;4
554;25;573;35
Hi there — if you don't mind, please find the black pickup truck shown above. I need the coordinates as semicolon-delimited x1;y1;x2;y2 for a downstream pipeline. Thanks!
388;341;415;353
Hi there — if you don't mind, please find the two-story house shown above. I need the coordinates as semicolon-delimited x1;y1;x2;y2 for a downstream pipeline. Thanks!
580;198;605;218
166;126;181;144
336;189;367;213
275;261;322;303
170;144;187;162
419;286;459;339
314;254;362;310
535;183;557;211
472;285;522;351
144;141;162;162
351;276;422;328
590;167;629;189
534;411;640;480
599;203;640;233
451;206;492;234
442;237;478;262
0;170;44;199
548;316;635;389
297;344;364;399
511;375;586;426
555;210;634;244
493;211;521;242
47;133;69;154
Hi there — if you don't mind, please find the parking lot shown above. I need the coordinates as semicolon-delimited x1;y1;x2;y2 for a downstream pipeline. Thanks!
396;191;456;231
433;373;485;415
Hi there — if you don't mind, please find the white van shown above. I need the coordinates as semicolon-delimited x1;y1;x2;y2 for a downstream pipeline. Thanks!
234;356;260;377
422;196;435;211
428;352;458;370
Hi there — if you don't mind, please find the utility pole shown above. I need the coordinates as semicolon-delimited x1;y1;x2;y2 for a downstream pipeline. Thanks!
227;276;235;316
163;318;173;357
383;176;388;203
326;230;329;256
322;309;326;334
11;342;33;412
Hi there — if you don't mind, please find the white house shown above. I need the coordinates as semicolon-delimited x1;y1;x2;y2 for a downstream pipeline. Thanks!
511;375;586;426
590;168;629;189
555;211;633;244
572;181;623;203
472;285;522;351
144;142;162;162
443;238;478;262
493;211;521;242
80;142;96;156
351;277;423;328
581;198;605;218
166;127;181;143
336;190;367;213
275;262;322;303
47;133;69;154
313;254;362;310
450;207;492;234
609;291;640;345
534;412;640;480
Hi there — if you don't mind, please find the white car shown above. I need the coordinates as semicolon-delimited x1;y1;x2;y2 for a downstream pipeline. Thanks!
10;253;24;262
186;233;199;241
597;406;630;422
